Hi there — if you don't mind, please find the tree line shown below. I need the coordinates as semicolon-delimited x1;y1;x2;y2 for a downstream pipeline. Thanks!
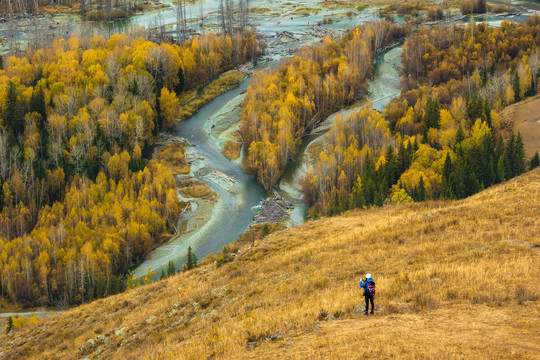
299;17;540;216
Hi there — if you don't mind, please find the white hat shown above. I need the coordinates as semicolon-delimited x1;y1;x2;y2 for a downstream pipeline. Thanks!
366;273;372;279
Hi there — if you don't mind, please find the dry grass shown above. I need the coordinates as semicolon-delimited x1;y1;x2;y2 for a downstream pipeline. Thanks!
179;181;214;199
153;142;190;175
222;140;242;160
1;169;539;359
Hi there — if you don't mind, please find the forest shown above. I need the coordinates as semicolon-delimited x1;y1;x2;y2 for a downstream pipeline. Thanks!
0;30;260;305
240;19;408;190
300;17;540;216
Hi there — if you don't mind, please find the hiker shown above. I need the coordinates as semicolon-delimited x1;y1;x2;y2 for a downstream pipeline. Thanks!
359;273;375;315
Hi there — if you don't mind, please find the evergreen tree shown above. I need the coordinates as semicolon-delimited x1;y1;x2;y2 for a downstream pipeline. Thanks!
186;246;197;270
384;145;397;185
466;92;484;125
463;170;479;197
496;156;506;183
494;134;505;160
479;133;495;187
442;152;453;198
455;125;465;146
453;149;467;198
175;66;185;94
167;260;176;277
375;179;388;206
160;269;166;280
530;151;540;170
443;152;453;180
5;316;13;334
29;85;47;130
417;175;426;201
505;133;516;178
483;100;491;127
397;141;410;174
4;81;24;139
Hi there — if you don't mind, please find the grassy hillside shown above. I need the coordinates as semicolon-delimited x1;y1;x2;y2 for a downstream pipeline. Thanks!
1;170;539;359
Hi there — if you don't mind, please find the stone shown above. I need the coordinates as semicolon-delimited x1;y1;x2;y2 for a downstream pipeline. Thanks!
114;327;128;337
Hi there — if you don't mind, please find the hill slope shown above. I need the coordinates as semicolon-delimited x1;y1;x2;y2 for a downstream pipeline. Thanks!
1;170;539;359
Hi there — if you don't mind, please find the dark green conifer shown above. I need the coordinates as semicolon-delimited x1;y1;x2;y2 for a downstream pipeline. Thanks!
29;85;47;132
167;260;176;277
497;156;506;183
530;151;539;170
5;316;13;334
417;175;426;201
175;66;185;94
186;246;197;270
455;125;465;146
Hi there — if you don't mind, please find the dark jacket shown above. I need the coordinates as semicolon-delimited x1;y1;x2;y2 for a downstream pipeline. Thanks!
359;278;374;296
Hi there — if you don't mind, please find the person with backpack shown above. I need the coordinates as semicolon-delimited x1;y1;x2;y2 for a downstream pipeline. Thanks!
359;273;375;315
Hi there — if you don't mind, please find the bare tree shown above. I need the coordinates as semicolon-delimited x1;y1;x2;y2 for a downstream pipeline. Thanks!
219;0;226;34
199;0;204;33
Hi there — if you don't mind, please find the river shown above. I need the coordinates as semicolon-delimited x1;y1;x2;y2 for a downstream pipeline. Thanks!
132;1;538;278
132;2;404;278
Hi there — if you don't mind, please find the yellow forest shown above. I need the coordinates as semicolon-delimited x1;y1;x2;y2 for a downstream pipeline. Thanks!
0;30;260;305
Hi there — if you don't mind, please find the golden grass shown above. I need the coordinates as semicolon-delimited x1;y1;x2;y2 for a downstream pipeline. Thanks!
178;70;245;121
1;169;539;359
179;181;215;199
153;142;190;175
222;140;242;160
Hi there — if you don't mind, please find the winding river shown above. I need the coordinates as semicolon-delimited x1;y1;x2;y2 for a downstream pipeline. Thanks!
132;3;403;277
125;1;537;278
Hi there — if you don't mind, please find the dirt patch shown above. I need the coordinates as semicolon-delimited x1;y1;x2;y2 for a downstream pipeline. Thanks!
500;95;540;158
